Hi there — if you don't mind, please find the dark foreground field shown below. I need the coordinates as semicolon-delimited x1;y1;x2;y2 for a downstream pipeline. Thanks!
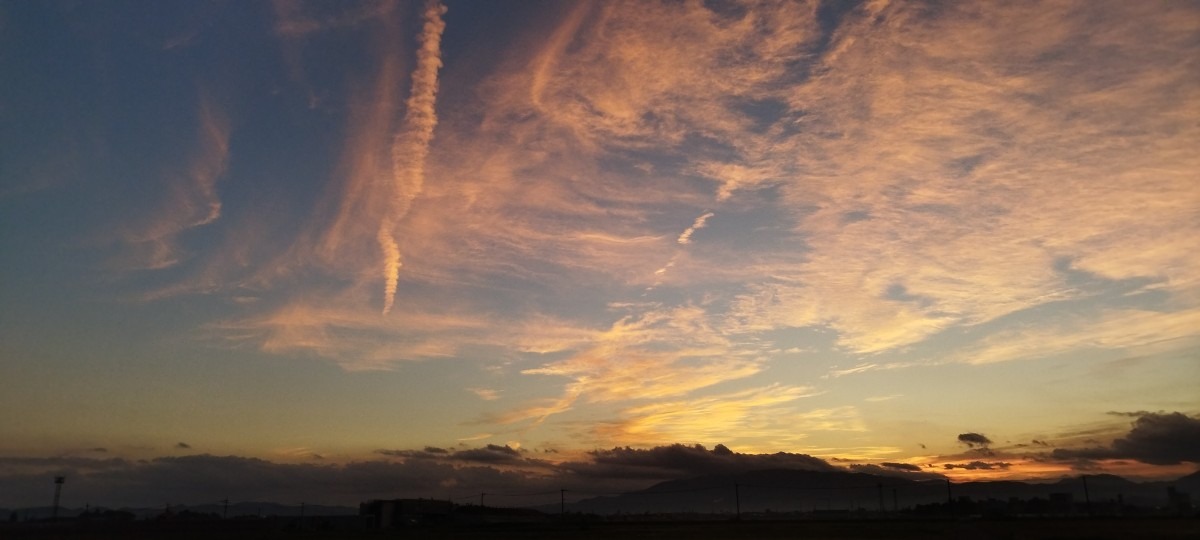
4;518;1198;540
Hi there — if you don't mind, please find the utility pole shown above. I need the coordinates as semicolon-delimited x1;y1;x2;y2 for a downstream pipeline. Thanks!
480;492;485;508
892;488;898;512
51;477;65;522
946;479;953;517
560;489;566;517
222;499;229;519
734;483;741;520
877;483;884;513
1082;475;1092;517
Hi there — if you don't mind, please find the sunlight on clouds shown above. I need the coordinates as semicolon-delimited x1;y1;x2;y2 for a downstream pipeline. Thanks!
220;294;489;371
676;212;714;245
711;0;1200;356
596;385;821;447
505;306;762;426
90;0;1200;457
379;0;447;314
963;308;1200;365
468;388;500;401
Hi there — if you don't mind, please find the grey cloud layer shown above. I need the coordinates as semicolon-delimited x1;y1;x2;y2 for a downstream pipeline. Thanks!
1050;412;1200;466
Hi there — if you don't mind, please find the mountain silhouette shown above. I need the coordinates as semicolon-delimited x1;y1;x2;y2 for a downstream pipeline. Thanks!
561;469;1196;515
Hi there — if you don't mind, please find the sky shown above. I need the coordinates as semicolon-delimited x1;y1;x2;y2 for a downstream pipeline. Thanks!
1;0;1198;508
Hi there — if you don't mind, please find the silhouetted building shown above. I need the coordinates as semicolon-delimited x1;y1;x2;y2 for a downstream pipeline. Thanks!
1167;487;1192;516
360;498;452;528
1048;492;1074;515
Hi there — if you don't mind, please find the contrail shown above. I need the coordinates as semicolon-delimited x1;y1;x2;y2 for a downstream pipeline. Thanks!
379;0;447;314
677;211;714;245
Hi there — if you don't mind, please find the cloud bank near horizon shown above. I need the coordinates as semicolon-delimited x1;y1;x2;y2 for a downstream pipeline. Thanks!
4;412;1198;507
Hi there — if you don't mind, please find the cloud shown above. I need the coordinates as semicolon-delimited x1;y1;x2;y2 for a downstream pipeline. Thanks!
114;95;229;270
879;462;922;472
450;444;525;464
64;0;1200;466
943;461;1012;471
962;308;1200;365
0;456;132;476
864;394;902;402
500;306;764;427
176;442;193;449
217;298;492;370
676;211;714;245
378;0;447;314
468;387;500;401
0;444;860;508
717;0;1200;355
848;462;945;480
594;385;827;447
271;0;396;37
575;443;836;480
957;433;992;448
1050;412;1200;466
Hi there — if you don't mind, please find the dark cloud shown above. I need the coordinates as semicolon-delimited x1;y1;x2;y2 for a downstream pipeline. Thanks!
175;442;192;449
1107;410;1159;418
847;463;945;480
943;461;1012;470
89;447;108;453
1068;459;1103;472
570;444;837;480
378;444;540;466
450;444;524;464
1031;440;1051;447
0;453;562;508
0;456;132;473
957;433;992;448
1051;412;1200;465
376;448;441;460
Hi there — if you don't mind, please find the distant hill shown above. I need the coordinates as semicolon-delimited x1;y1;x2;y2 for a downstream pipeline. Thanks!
5;469;1195;520
2;502;357;522
559;469;1198;515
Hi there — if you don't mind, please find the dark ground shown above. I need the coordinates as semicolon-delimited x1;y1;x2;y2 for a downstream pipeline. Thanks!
3;518;1198;540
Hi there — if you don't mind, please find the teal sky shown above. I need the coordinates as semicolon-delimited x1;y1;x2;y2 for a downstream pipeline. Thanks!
1;0;1198;506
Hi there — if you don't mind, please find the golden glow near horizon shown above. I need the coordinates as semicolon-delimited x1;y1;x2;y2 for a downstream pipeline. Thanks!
0;0;1198;505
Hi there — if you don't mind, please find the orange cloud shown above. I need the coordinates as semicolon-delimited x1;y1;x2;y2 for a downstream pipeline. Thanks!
379;0;447;314
595;385;824;447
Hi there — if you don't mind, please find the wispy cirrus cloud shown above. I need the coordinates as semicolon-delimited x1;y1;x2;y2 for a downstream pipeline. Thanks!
962;307;1200;365
714;0;1200;356
114;95;229;270
497;305;761;427
107;1;1199;456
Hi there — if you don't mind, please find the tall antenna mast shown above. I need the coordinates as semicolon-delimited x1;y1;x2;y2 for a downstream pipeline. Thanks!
52;476;65;522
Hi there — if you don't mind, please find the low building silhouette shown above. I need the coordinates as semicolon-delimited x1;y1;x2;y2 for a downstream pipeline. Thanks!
360;498;452;528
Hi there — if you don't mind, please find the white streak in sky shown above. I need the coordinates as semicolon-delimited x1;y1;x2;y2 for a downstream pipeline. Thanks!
380;0;447;314
676;211;714;245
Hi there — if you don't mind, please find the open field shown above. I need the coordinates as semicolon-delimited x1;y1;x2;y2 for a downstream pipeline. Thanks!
3;518;1198;540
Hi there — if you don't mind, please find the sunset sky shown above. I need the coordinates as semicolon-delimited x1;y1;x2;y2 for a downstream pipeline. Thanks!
1;0;1198;507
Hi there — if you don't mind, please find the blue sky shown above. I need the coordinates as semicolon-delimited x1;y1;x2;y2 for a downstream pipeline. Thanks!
1;0;1198;507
